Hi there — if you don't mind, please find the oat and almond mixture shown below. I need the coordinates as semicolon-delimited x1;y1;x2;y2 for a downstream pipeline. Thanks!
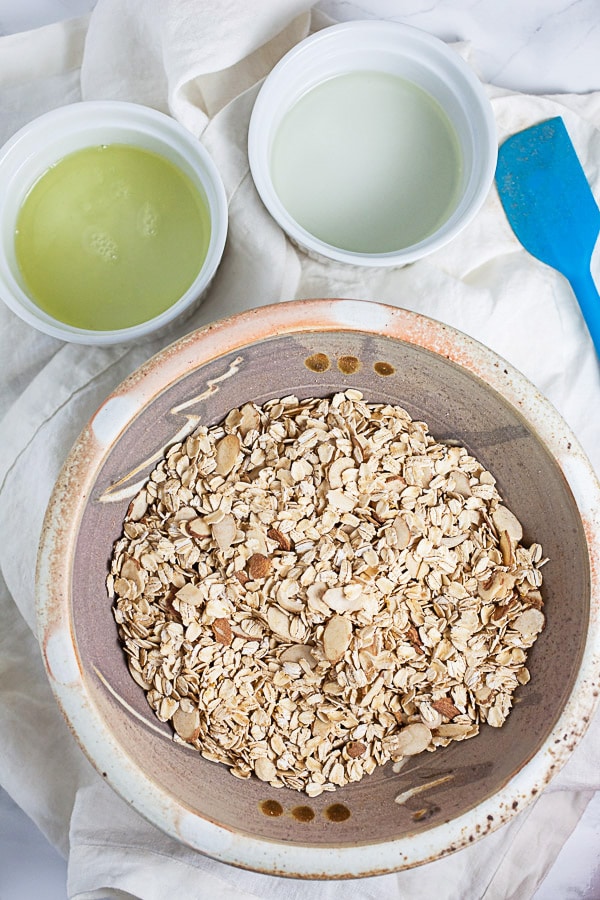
108;390;546;797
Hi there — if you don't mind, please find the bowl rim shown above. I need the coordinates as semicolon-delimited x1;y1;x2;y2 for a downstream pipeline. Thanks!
36;298;600;878
0;100;228;345
248;21;498;267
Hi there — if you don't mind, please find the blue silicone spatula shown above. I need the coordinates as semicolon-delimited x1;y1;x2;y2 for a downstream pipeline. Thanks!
495;116;600;356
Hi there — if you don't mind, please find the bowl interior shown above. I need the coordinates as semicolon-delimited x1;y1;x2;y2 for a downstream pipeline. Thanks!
71;326;588;849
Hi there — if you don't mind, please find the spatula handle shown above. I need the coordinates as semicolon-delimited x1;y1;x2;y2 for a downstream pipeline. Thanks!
569;268;600;358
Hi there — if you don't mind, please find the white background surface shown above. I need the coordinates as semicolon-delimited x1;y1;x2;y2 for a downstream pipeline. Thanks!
1;1;600;898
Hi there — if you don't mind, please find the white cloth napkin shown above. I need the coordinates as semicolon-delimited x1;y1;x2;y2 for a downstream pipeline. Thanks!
1;4;600;898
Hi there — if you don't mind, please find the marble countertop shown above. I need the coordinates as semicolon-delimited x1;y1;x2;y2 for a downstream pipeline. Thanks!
0;1;599;898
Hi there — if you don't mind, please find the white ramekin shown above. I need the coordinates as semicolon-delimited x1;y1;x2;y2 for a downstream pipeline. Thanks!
248;21;497;267
0;101;228;344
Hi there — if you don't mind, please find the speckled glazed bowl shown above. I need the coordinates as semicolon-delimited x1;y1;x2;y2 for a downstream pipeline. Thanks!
36;299;600;878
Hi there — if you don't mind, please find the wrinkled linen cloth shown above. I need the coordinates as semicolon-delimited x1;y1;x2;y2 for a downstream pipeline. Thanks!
1;3;600;898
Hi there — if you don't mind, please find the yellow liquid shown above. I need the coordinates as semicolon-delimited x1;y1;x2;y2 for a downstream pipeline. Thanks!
271;71;463;253
15;145;211;330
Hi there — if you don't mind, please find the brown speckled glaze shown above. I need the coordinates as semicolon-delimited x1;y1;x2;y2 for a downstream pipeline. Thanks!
36;299;600;879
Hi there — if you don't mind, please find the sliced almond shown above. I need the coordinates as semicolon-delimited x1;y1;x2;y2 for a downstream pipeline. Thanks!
499;530;515;566
323;614;353;662
346;740;367;758
214;433;241;476
406;624;424;653
127;491;148;522
247;553;272;579
441;533;467;551
212;617;233;646
172;707;200;742
267;606;291;640
267;527;291;551
383;723;432;759
432;697;461;720
129;664;152;690
492;505;523;542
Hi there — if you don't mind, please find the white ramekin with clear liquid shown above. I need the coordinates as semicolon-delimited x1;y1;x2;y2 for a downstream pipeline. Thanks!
248;21;497;267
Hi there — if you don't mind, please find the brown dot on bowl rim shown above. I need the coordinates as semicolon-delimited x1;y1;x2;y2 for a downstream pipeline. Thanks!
325;803;351;822
259;799;283;817
374;361;396;376
337;355;361;375
291;805;315;823
304;352;330;373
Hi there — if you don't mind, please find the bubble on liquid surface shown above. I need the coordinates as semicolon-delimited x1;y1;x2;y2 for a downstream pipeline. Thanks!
137;201;159;237
83;227;119;262
113;178;131;201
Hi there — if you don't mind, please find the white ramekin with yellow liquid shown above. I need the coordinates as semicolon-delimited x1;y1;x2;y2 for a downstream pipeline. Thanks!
248;21;496;267
0;101;227;344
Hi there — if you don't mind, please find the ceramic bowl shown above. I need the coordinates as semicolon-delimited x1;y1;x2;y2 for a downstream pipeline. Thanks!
36;299;600;878
0;101;227;345
248;21;497;266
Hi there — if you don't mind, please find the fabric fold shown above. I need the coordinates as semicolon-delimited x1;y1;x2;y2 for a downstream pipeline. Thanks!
81;0;313;133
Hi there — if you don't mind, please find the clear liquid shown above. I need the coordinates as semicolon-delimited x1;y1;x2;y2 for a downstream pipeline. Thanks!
270;71;463;254
15;144;211;330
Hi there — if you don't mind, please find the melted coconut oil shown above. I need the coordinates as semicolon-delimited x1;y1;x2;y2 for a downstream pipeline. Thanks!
270;71;463;254
15;144;211;331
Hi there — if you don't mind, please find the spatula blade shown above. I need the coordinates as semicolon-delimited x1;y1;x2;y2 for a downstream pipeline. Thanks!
495;116;600;280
